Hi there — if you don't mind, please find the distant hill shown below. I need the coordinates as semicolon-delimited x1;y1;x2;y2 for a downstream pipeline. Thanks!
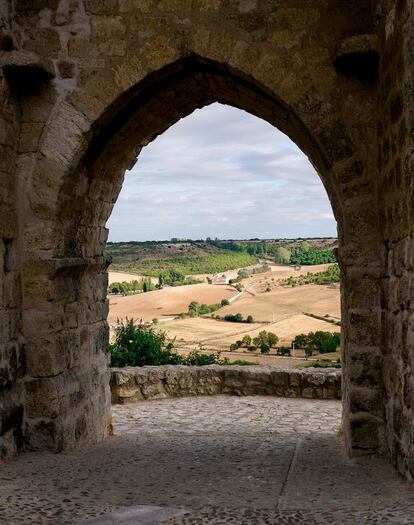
106;238;337;276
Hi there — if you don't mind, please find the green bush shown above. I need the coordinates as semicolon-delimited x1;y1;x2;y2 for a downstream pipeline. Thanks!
183;350;222;366
230;359;258;366
260;343;270;354
277;346;291;356
242;335;252;346
224;313;244;323
110;318;183;367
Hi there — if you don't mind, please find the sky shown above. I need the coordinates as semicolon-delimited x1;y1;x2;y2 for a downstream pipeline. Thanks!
107;103;337;242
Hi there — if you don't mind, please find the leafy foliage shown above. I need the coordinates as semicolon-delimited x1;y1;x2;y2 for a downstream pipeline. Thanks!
116;252;257;276
110;320;233;367
293;331;340;355
184;350;222;366
187;301;221;317
109;278;155;295
110;319;182;367
284;264;340;287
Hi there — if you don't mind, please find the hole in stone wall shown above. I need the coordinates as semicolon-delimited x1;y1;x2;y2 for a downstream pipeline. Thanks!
3;238;13;273
334;51;379;85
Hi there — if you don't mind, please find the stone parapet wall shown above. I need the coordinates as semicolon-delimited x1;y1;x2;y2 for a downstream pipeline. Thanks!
110;365;341;404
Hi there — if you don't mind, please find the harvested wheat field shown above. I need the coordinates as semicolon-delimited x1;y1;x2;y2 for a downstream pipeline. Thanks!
161;283;340;352
165;313;339;351
242;263;334;294
108;284;237;323
218;283;340;322
162;317;264;344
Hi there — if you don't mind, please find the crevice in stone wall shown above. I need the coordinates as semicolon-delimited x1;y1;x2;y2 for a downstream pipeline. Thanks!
3;237;13;273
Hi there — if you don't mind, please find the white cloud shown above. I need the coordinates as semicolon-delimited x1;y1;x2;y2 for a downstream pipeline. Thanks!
107;103;337;241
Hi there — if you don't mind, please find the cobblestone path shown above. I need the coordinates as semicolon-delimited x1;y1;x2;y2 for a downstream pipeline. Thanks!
1;396;414;524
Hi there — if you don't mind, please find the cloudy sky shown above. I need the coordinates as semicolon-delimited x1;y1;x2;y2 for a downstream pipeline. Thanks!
107;103;337;241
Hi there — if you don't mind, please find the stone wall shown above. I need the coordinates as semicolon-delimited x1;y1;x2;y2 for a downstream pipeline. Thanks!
111;366;342;405
0;0;413;478
377;1;414;479
0;0;25;459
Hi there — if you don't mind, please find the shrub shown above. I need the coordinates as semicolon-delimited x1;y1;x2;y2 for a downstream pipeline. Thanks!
247;345;257;352
183;350;221;366
221;298;230;306
246;315;254;323
260;343;270;354
277;346;291;356
230;343;239;352
224;313;244;323
110;318;183;367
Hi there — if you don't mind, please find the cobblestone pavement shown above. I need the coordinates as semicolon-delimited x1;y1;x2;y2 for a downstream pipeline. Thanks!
1;396;414;524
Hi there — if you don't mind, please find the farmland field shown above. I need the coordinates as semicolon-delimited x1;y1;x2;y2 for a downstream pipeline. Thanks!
108;283;237;323
108;256;341;368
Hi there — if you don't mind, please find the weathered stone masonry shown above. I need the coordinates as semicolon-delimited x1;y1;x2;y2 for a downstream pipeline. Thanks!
0;0;413;479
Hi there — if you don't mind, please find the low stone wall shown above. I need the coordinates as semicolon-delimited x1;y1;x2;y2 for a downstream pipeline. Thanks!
110;365;341;404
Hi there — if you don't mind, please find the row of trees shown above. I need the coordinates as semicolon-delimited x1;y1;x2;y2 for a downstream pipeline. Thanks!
229;330;279;353
109;278;155;295
293;331;340;355
157;269;201;287
222;313;254;323
229;264;271;284
228;330;340;356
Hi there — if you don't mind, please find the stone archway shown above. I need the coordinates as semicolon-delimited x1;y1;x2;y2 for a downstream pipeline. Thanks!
1;0;412;479
23;54;383;456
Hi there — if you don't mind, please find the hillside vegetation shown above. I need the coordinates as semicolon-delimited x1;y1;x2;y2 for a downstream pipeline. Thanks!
106;238;337;275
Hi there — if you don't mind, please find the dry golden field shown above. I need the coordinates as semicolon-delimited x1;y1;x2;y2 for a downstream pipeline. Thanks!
108;283;237;323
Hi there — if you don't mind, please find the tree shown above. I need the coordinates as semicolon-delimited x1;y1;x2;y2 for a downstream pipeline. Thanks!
267;332;279;347
242;335;252;346
221;298;230;306
293;333;310;348
274;246;291;264
188;301;200;316
253;331;269;348
246;315;254;323
230;343;238;352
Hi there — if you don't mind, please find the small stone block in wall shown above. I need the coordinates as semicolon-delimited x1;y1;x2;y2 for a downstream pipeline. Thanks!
110;365;341;404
